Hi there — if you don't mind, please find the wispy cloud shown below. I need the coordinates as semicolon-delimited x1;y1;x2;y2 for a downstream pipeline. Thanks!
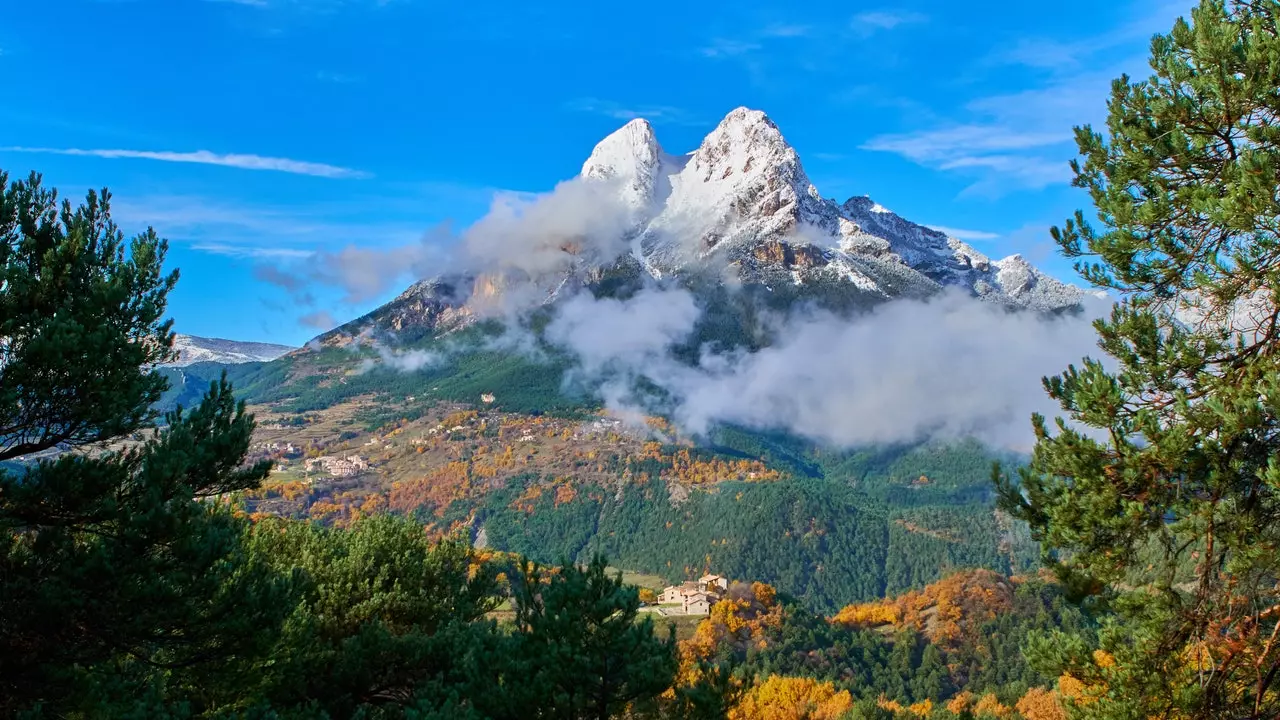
564;98;700;126
108;191;484;282
925;225;1000;241
0;146;370;178
852;10;927;32
860;70;1116;197
759;23;812;38
862;125;1070;163
700;38;763;58
194;243;315;259
299;310;338;329
986;0;1188;73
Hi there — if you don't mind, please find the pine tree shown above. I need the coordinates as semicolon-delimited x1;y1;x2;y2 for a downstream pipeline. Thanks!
0;170;289;715
507;555;678;720
996;2;1280;717
0;171;177;460
241;515;502;716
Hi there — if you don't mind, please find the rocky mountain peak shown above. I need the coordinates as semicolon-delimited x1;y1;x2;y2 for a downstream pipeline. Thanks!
319;107;1088;346
580;118;682;212
638;107;840;264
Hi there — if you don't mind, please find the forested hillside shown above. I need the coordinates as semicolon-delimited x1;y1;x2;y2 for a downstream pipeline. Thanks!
7;1;1280;717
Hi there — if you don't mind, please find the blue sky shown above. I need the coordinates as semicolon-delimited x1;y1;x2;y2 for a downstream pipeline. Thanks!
1;0;1189;346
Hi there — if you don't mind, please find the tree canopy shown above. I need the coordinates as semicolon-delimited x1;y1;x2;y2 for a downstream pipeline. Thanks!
997;2;1280;717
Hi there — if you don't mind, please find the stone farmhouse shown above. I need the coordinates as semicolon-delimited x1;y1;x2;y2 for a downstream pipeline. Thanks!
658;574;729;615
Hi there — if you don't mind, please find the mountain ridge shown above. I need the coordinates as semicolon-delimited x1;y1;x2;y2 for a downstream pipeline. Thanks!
315;106;1086;346
167;334;294;367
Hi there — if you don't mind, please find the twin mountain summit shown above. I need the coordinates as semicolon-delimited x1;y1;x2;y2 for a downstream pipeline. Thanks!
178;106;1086;367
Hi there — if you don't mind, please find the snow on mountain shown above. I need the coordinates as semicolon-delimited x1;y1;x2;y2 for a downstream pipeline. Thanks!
166;334;294;367
320;106;1086;344
594;107;1083;311
580;118;686;214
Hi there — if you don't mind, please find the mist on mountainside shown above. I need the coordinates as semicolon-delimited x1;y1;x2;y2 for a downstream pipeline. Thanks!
256;109;1110;451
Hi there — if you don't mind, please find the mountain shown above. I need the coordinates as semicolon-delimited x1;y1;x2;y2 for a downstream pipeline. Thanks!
320;107;1083;344
166;334;294;367
220;108;1072;608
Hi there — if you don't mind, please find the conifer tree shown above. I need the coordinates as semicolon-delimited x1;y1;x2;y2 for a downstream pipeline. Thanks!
0;170;289;715
996;2;1280;717
507;555;678;720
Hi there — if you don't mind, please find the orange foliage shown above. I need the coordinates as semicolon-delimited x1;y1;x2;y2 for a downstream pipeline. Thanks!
830;569;1014;649
1014;687;1067;720
945;692;975;714
665;449;781;485
971;693;1012;717
729;675;853;720
439;410;477;428
676;582;784;688
906;699;933;717
388;461;473;515
877;696;903;713
553;482;577;507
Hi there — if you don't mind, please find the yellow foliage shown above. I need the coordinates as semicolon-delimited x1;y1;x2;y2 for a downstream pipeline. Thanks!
877;696;903;713
945;692;975;714
751;582;777;608
906;698;933;717
1014;687;1067;720
829;570;1013;649
729;675;853;720
971;693;1012;717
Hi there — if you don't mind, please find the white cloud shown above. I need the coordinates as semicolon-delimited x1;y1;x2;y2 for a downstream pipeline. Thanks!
852;10;927;31
192;243;314;259
925;226;999;241
564;98;699;126
0;146;369;178
759;23;812;38
862;126;1069;163
543;286;1108;451
700;38;763;58
859;2;1193;196
859;71;1114;196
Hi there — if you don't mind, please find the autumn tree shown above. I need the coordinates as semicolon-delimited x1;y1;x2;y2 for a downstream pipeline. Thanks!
727;675;853;720
996;2;1280;717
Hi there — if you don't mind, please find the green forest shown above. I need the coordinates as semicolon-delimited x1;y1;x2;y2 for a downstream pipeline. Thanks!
6;2;1280;718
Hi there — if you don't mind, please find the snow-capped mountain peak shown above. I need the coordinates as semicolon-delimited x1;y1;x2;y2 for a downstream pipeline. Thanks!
638;107;845;267
575;107;1085;312
317;106;1088;345
580;118;684;212
165;334;294;367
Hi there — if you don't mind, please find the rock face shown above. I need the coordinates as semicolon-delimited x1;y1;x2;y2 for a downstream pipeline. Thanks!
317;106;1084;344
317;277;476;347
166;334;294;366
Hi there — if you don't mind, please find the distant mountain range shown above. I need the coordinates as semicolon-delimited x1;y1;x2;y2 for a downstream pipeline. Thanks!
166;334;294;367
317;107;1085;345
